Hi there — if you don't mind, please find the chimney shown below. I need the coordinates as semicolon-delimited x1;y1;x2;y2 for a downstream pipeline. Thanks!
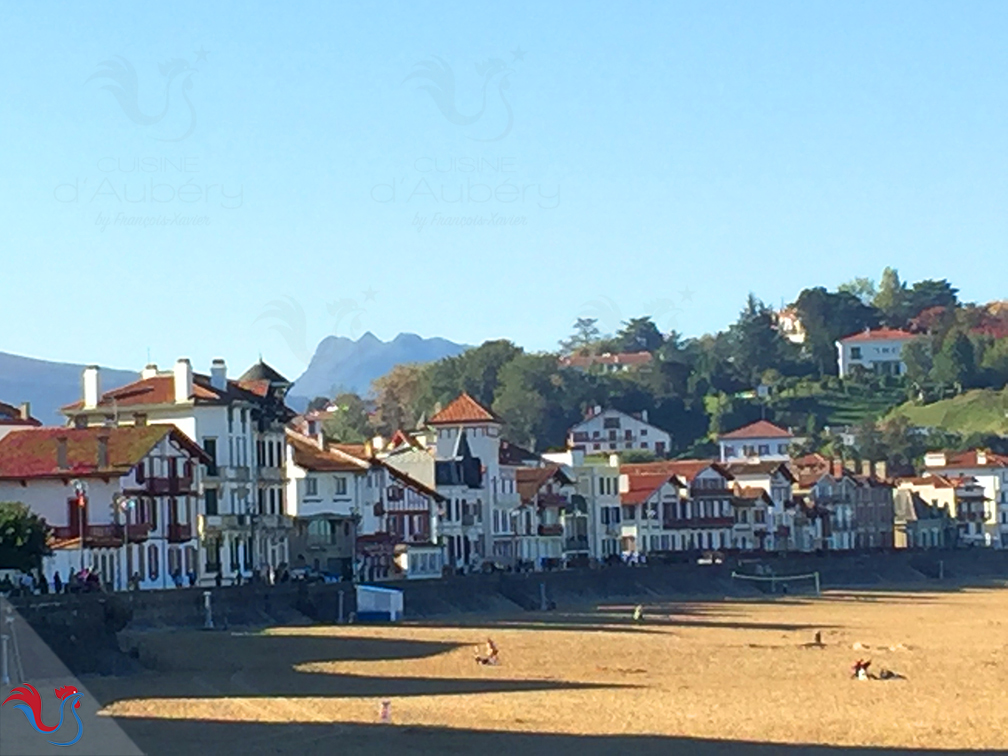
173;359;193;404
141;364;158;380
844;458;856;472
609;453;620;468
594;405;602;416
372;435;385;453
831;458;844;477
56;436;68;470
977;450;987;466
83;365;100;410
18;402;30;421
641;409;649;424
861;459;873;478
316;431;326;450
97;434;109;468
874;460;888;480
210;359;227;391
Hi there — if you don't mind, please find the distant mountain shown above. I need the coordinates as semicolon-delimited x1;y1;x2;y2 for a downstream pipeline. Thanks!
288;332;468;410
0;352;138;425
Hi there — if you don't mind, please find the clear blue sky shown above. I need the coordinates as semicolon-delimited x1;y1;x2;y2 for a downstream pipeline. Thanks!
2;1;1007;381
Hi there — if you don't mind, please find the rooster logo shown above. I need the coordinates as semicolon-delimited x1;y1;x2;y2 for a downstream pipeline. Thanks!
2;683;84;747
404;54;519;142
87;55;198;141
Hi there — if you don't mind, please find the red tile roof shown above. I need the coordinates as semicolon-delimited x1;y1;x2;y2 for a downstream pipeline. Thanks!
61;372;265;412
620;459;732;485
926;449;1008;468
287;432;368;472
0;426;209;480
733;484;773;504
719;420;793;440
838;328;915;343
621;472;680;504
427;393;499;425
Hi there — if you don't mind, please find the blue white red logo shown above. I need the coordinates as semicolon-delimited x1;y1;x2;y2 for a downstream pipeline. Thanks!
2;683;84;746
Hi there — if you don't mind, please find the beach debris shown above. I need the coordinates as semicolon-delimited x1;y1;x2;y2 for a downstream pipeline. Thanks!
379;700;391;723
853;642;869;650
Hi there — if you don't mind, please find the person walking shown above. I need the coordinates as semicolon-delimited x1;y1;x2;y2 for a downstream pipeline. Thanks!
53;570;63;595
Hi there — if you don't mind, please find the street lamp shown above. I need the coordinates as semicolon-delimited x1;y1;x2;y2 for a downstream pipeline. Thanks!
70;480;87;572
113;494;137;591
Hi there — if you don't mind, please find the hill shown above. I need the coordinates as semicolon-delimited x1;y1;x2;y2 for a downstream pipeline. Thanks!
0;351;138;425
288;332;469;410
888;388;1008;436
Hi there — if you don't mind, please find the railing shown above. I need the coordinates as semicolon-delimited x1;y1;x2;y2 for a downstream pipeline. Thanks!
145;474;194;494
461;514;476;527
538;493;568;508
306;535;340;549
538;524;563;537
52;524;151;547
564;536;589;551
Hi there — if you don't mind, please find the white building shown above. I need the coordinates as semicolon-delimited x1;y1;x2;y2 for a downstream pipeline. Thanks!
62;358;296;585
724;460;796;551
718;420;795;463
835;328;916;378
543;449;622;561
568;407;671;456
0;425;210;590
923;449;1008;548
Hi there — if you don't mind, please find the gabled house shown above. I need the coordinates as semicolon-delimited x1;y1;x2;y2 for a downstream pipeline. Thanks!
567;407;671;456
724;460;796;551
836;328;916;377
514;464;577;570
923;449;1008;548
0;425;210;590
62;358;296;585
718;420;795;463
618;471;682;555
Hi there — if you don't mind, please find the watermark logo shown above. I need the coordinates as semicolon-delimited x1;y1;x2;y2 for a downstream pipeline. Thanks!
2;683;84;747
255;292;376;367
87;48;209;141
405;47;525;142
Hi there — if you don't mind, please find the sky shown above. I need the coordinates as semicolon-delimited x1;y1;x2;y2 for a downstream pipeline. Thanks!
2;1;1008;381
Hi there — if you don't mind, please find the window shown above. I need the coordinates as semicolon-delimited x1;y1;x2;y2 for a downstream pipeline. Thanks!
851;346;862;359
758;444;770;455
267;441;274;468
205;488;218;516
203;438;217;475
622;505;636;521
305;478;318;497
603;417;621;429
148;544;159;581
241;409;247;432
228;408;234;433
625;430;633;440
136;460;146;483
640;429;647;436
334;477;347;495
777;443;788;454
601;508;610;525
641;442;648;449
269;488;277;514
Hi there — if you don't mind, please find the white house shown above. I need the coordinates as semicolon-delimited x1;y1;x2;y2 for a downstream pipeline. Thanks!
835;328;916;378
718;420;795;463
543;449;622;561
724;460;796;551
62;358;296;585
568;407;671;456
0;425;210;590
923;449;1008;548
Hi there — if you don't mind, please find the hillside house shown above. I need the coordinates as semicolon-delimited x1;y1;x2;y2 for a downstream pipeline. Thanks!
835;328;916;377
568;407;671;456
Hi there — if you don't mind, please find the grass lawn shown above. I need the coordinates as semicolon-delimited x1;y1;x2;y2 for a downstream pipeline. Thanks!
889;388;1008;436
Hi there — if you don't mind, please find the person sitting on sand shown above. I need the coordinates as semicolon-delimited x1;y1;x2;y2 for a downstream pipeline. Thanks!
852;659;872;680
475;637;499;665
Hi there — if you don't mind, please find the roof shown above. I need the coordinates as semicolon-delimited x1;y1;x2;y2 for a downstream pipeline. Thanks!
732;484;773;505
838;327;915;343
0;426;210;480
0;401;41;427
925;449;1008;469
516;464;574;503
427;393;499;425
621;472;681;504
287;432;368;472
238;360;290;385
61;372;269;412
725;460;796;482
559;352;653;368
620;459;733;485
719;420;793;440
499;440;540;466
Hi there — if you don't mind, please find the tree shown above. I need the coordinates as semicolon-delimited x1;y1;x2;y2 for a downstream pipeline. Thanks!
792;287;880;376
853;418;885;464
492;355;550;449
307;396;330;412
907;279;958;320
980;337;1008;389
726;294;791;386
838;277;877;304
370;364;429;435
901;337;934;390
0;502;51;573
321;392;370;443
613;317;664;353
932;331;976;393
559;318;601;355
873;267;908;325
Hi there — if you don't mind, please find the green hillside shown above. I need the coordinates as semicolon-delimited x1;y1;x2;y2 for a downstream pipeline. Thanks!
889;388;1008;436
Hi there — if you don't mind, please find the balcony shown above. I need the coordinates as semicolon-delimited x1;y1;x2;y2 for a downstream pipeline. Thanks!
51;523;152;547
538;524;564;537
461;514;476;527
168;523;193;543
144;474;195;495
538;493;568;508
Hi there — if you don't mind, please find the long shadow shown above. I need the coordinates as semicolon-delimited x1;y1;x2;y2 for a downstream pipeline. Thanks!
83;631;628;706
99;718;998;756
